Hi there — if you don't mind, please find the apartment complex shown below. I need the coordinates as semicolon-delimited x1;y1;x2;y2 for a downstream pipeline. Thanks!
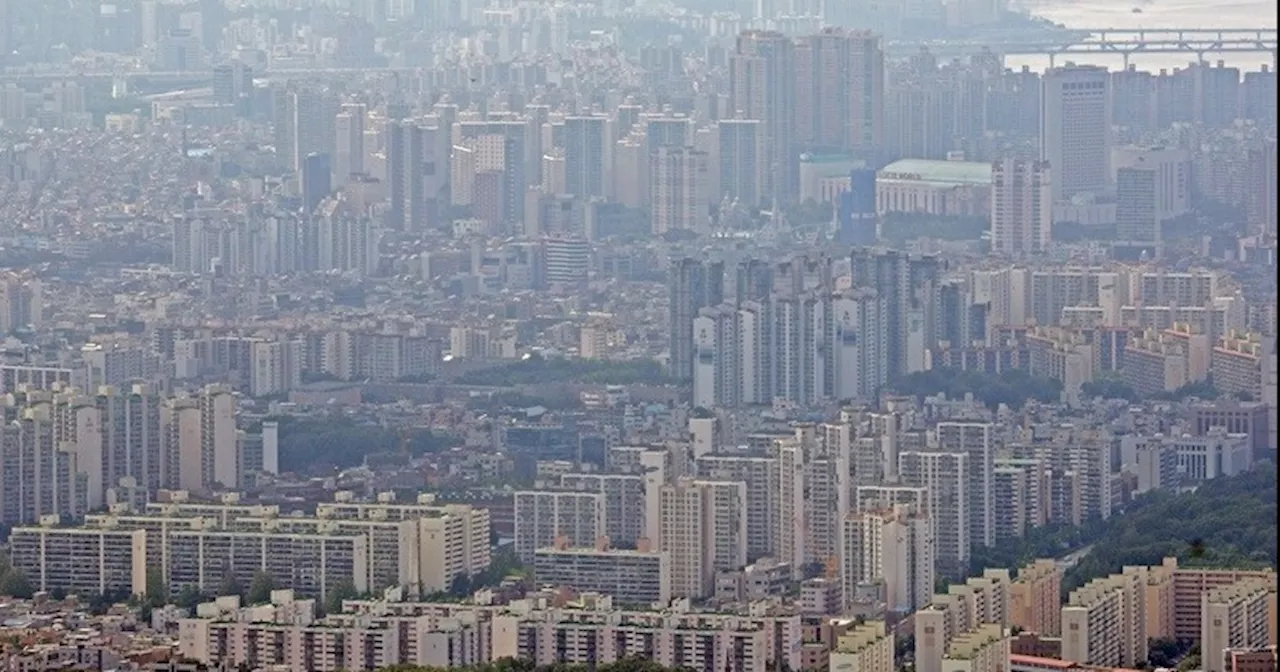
10;490;491;600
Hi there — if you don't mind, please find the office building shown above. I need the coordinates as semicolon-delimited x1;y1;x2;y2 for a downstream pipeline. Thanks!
1112;145;1191;257
838;168;878;247
990;159;1051;256
301;152;332;216
1041;66;1110;202
543;237;590;285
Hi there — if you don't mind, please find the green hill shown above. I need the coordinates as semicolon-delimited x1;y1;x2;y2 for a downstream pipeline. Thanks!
1065;468;1277;590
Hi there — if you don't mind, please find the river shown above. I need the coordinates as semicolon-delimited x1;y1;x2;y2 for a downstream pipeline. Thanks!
1006;0;1278;72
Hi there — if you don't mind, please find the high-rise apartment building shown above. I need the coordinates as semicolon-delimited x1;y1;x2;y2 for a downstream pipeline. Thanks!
1010;559;1063;636
793;28;885;158
691;479;749;572
161;384;238;492
898;450;970;579
1061;571;1148;667
649;146;709;235
990;159;1051;256
669;259;725;381
849;248;939;379
1201;577;1278;672
559;472;646;547
512;490;605;563
333;102;367;184
274;86;338;174
828;621;895;672
563;115;609;199
1041;65;1111;202
659;479;716;599
840;504;934;615
936;422;996;550
387;119;426;231
731;31;796;204
717;119;764;207
697;453;779;561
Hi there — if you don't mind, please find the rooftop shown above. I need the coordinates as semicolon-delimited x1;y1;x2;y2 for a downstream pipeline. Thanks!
877;158;993;186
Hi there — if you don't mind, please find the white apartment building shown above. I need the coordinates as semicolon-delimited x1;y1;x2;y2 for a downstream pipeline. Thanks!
512;490;606;562
841;504;934;616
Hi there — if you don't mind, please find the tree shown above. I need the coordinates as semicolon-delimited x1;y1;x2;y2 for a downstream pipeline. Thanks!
248;571;277;604
0;570;33;599
324;579;359;615
145;566;168;602
175;585;206;610
217;572;244;598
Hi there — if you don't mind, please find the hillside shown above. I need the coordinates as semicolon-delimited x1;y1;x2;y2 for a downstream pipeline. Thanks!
966;468;1277;593
1064;468;1277;589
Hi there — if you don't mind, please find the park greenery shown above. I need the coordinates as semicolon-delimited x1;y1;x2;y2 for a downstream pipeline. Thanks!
967;468;1276;596
455;355;674;387
1080;374;1220;403
258;415;458;474
887;368;1063;410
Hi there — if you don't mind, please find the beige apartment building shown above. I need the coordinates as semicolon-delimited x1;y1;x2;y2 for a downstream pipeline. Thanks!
1201;577;1279;672
1010;560;1063;637
941;624;1011;672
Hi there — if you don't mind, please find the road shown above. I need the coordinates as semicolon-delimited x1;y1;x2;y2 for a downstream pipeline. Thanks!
1056;544;1094;571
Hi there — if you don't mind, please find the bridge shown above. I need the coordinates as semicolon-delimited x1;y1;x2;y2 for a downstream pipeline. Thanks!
889;28;1278;67
0;27;1274;87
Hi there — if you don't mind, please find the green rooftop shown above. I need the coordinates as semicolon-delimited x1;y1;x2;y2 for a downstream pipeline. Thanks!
877;159;992;187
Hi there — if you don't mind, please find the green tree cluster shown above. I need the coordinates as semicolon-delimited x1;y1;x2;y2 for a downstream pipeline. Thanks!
257;416;457;473
967;469;1276;596
1065;468;1276;590
889;368;1063;410
0;553;32;599
456;356;673;387
428;548;530;601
